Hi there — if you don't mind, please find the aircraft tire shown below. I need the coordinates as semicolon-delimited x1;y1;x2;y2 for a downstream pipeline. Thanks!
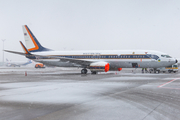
149;69;153;73
91;71;97;74
81;69;87;74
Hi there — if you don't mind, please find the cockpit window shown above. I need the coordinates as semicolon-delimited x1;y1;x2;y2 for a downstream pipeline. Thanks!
161;55;172;58
166;55;172;58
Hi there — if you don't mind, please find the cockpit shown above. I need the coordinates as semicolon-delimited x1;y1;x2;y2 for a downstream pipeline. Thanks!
161;55;172;58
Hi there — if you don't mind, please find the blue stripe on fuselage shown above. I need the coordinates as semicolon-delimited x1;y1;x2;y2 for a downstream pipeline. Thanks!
26;54;159;60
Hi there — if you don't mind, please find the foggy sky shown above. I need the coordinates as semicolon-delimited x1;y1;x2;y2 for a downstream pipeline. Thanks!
1;0;180;61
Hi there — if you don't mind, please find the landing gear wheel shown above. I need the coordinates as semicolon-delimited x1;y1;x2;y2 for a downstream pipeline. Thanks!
153;68;157;74
91;71;97;74
81;69;87;74
149;69;153;73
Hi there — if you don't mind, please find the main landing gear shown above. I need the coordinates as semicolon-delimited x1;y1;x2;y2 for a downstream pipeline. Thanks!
81;69;98;75
81;68;87;74
149;68;160;74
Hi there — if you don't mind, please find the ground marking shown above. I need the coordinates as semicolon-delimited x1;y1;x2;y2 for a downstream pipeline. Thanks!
158;77;180;88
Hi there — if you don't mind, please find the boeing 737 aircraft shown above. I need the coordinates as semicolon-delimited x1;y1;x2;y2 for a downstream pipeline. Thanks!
5;59;32;67
5;25;178;74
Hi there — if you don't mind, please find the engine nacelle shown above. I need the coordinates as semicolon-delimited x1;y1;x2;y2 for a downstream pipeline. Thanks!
89;62;110;72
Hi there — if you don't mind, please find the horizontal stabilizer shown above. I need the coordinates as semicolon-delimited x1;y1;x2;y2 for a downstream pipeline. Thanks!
4;50;27;56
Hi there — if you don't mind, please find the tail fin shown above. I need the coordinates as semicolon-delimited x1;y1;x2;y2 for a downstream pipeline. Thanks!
22;25;52;52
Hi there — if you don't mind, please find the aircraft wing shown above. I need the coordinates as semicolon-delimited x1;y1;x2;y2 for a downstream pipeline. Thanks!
5;49;97;66
34;55;95;66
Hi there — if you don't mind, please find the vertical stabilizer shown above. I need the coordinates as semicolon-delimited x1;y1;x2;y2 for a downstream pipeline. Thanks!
22;25;52;52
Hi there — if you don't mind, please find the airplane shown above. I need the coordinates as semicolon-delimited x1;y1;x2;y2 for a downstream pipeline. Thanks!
5;59;32;67
4;25;178;74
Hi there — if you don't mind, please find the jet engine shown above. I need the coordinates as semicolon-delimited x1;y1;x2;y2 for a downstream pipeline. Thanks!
89;62;110;72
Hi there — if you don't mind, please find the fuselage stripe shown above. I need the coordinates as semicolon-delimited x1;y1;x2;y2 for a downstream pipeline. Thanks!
26;54;155;60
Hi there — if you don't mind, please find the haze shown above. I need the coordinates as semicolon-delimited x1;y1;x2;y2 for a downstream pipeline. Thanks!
1;0;180;61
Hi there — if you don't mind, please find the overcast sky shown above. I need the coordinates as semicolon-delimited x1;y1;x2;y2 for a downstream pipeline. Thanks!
1;0;180;61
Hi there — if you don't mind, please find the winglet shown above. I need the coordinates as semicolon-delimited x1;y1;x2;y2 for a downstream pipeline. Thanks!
19;41;31;55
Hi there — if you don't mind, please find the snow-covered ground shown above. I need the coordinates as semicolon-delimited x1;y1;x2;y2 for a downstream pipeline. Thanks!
0;67;180;120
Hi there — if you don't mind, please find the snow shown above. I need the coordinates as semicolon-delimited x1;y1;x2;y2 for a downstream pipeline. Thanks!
0;80;127;104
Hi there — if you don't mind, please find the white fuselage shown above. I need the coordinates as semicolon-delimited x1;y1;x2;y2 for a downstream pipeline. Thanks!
26;50;177;70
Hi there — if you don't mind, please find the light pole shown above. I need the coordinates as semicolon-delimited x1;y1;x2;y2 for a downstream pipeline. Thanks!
2;39;6;64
